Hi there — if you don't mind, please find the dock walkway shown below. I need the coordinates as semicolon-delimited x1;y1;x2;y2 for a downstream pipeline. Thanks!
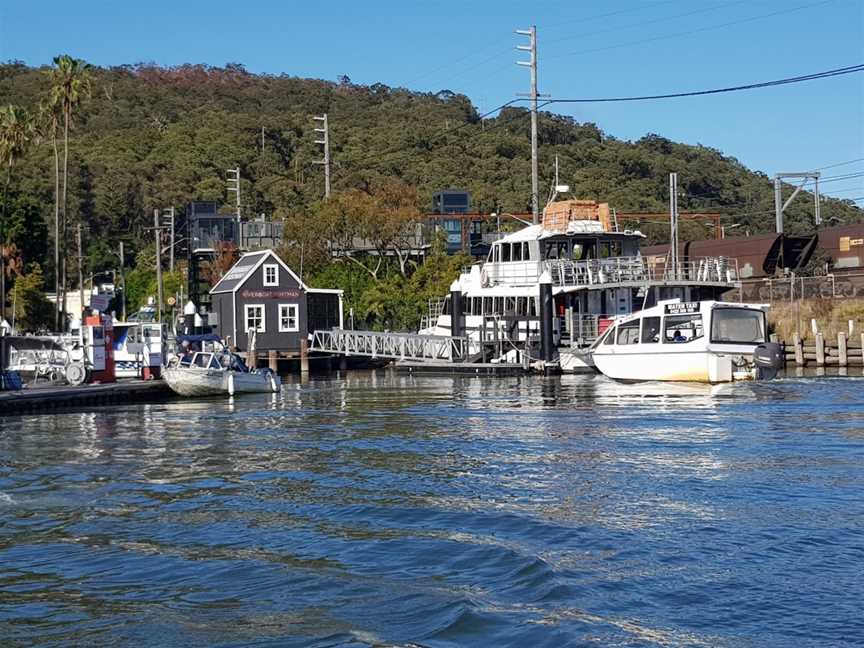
0;380;174;415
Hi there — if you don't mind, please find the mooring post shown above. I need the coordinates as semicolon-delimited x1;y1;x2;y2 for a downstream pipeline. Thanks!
449;279;464;363
268;349;278;373
300;338;309;374
838;332;848;367
539;270;555;367
793;333;804;366
815;332;825;366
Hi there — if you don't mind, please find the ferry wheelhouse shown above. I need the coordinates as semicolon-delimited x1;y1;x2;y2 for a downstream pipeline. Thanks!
420;202;741;371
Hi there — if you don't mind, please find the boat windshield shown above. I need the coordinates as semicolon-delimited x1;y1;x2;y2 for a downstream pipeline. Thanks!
711;308;765;344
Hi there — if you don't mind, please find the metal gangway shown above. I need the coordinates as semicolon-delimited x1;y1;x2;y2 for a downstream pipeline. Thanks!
311;329;468;362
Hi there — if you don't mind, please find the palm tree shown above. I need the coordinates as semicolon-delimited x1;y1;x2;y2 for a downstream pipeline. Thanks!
0;104;34;322
38;98;62;330
48;54;92;330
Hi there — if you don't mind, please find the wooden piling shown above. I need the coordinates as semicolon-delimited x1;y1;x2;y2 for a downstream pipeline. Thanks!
794;333;804;366
268;350;278;372
815;332;825;366
300;338;309;374
838;332;848;367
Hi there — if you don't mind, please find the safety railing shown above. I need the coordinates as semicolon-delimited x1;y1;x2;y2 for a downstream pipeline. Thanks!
311;329;468;362
544;256;738;288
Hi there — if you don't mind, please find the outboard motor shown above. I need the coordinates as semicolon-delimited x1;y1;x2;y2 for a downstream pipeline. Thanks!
753;342;783;380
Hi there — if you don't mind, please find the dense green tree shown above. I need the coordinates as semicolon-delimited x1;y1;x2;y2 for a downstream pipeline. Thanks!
7;263;53;331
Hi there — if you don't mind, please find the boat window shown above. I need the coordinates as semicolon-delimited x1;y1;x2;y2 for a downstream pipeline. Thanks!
517;297;527;316
483;297;492;315
663;314;704;343
473;297;481;315
442;296;450;315
494;297;503;315
523;242;531;261
501;244;511;262
601;326;615;345
192;353;212;368
711;308;766;344
640;316;661;344
544;243;558;259
529;297;538;318
504;297;517;315
512;243;522;261
616;320;640;345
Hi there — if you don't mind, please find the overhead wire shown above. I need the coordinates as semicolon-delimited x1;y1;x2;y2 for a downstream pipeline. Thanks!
550;0;837;59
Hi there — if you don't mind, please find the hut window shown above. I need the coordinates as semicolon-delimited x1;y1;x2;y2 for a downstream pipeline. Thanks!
278;304;299;332
244;304;266;333
263;264;279;286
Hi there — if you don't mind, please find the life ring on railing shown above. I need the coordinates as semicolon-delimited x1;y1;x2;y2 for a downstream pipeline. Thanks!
480;268;491;287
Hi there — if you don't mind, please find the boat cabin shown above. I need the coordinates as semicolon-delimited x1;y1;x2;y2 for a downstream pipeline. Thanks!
209;250;343;353
597;300;767;349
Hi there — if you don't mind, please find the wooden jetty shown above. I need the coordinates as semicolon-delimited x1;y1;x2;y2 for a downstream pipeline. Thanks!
783;332;864;368
0;380;175;415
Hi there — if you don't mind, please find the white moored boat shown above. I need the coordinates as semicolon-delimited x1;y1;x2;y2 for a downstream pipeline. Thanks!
591;300;783;383
163;344;280;397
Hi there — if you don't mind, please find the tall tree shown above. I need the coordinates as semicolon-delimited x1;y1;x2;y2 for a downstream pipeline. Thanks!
37;97;62;330
48;54;92;330
0;104;34;321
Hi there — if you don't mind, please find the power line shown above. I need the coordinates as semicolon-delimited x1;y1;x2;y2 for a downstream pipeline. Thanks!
544;0;751;47
552;0;836;59
537;64;864;104
815;157;864;171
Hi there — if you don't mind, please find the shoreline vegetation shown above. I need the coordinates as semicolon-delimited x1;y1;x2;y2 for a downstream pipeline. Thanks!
768;298;864;343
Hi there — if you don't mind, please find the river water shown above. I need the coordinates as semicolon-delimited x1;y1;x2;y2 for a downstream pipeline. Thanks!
1;373;862;647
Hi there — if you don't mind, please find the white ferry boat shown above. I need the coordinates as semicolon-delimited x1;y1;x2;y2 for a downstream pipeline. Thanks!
419;203;740;372
591;300;783;383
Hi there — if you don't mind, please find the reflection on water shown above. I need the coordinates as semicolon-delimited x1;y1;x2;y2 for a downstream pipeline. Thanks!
1;372;863;647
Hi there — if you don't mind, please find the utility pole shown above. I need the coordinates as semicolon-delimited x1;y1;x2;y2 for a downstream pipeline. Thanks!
313;113;331;198
162;207;176;272
773;171;821;235
77;223;85;320
119;241;126;321
226;167;241;226
152;210;164;323
669;173;679;280
517;26;548;225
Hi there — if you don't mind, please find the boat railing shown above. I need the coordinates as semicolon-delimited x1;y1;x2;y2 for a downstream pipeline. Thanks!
544;256;738;288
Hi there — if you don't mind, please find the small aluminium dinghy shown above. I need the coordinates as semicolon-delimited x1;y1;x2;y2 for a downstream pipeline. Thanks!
164;347;280;397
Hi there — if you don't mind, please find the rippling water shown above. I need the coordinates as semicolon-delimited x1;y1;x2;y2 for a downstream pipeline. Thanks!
1;373;863;647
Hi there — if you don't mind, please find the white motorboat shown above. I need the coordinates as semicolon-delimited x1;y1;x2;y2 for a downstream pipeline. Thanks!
163;349;280;397
591;299;783;383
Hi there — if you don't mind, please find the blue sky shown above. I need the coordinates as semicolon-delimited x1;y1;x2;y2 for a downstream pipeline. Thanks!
2;0;862;204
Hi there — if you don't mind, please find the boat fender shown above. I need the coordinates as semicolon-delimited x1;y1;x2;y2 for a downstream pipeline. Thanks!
269;372;280;393
228;373;235;396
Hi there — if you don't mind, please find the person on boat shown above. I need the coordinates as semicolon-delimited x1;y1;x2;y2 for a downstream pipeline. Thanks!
179;340;194;365
672;329;686;343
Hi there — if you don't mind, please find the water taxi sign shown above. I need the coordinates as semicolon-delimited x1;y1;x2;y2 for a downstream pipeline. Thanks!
665;302;699;314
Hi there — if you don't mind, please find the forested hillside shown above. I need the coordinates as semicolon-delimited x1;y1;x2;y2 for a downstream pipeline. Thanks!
1;60;861;329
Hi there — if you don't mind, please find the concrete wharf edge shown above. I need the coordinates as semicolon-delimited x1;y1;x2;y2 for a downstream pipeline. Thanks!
0;380;176;416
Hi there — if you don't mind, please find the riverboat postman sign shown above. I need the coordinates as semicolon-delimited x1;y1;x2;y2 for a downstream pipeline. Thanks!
240;288;302;300
665;302;700;315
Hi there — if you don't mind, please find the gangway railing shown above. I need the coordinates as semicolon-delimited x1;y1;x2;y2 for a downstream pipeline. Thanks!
311;329;468;362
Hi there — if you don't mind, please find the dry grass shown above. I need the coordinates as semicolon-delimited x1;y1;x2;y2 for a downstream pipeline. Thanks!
769;298;864;344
